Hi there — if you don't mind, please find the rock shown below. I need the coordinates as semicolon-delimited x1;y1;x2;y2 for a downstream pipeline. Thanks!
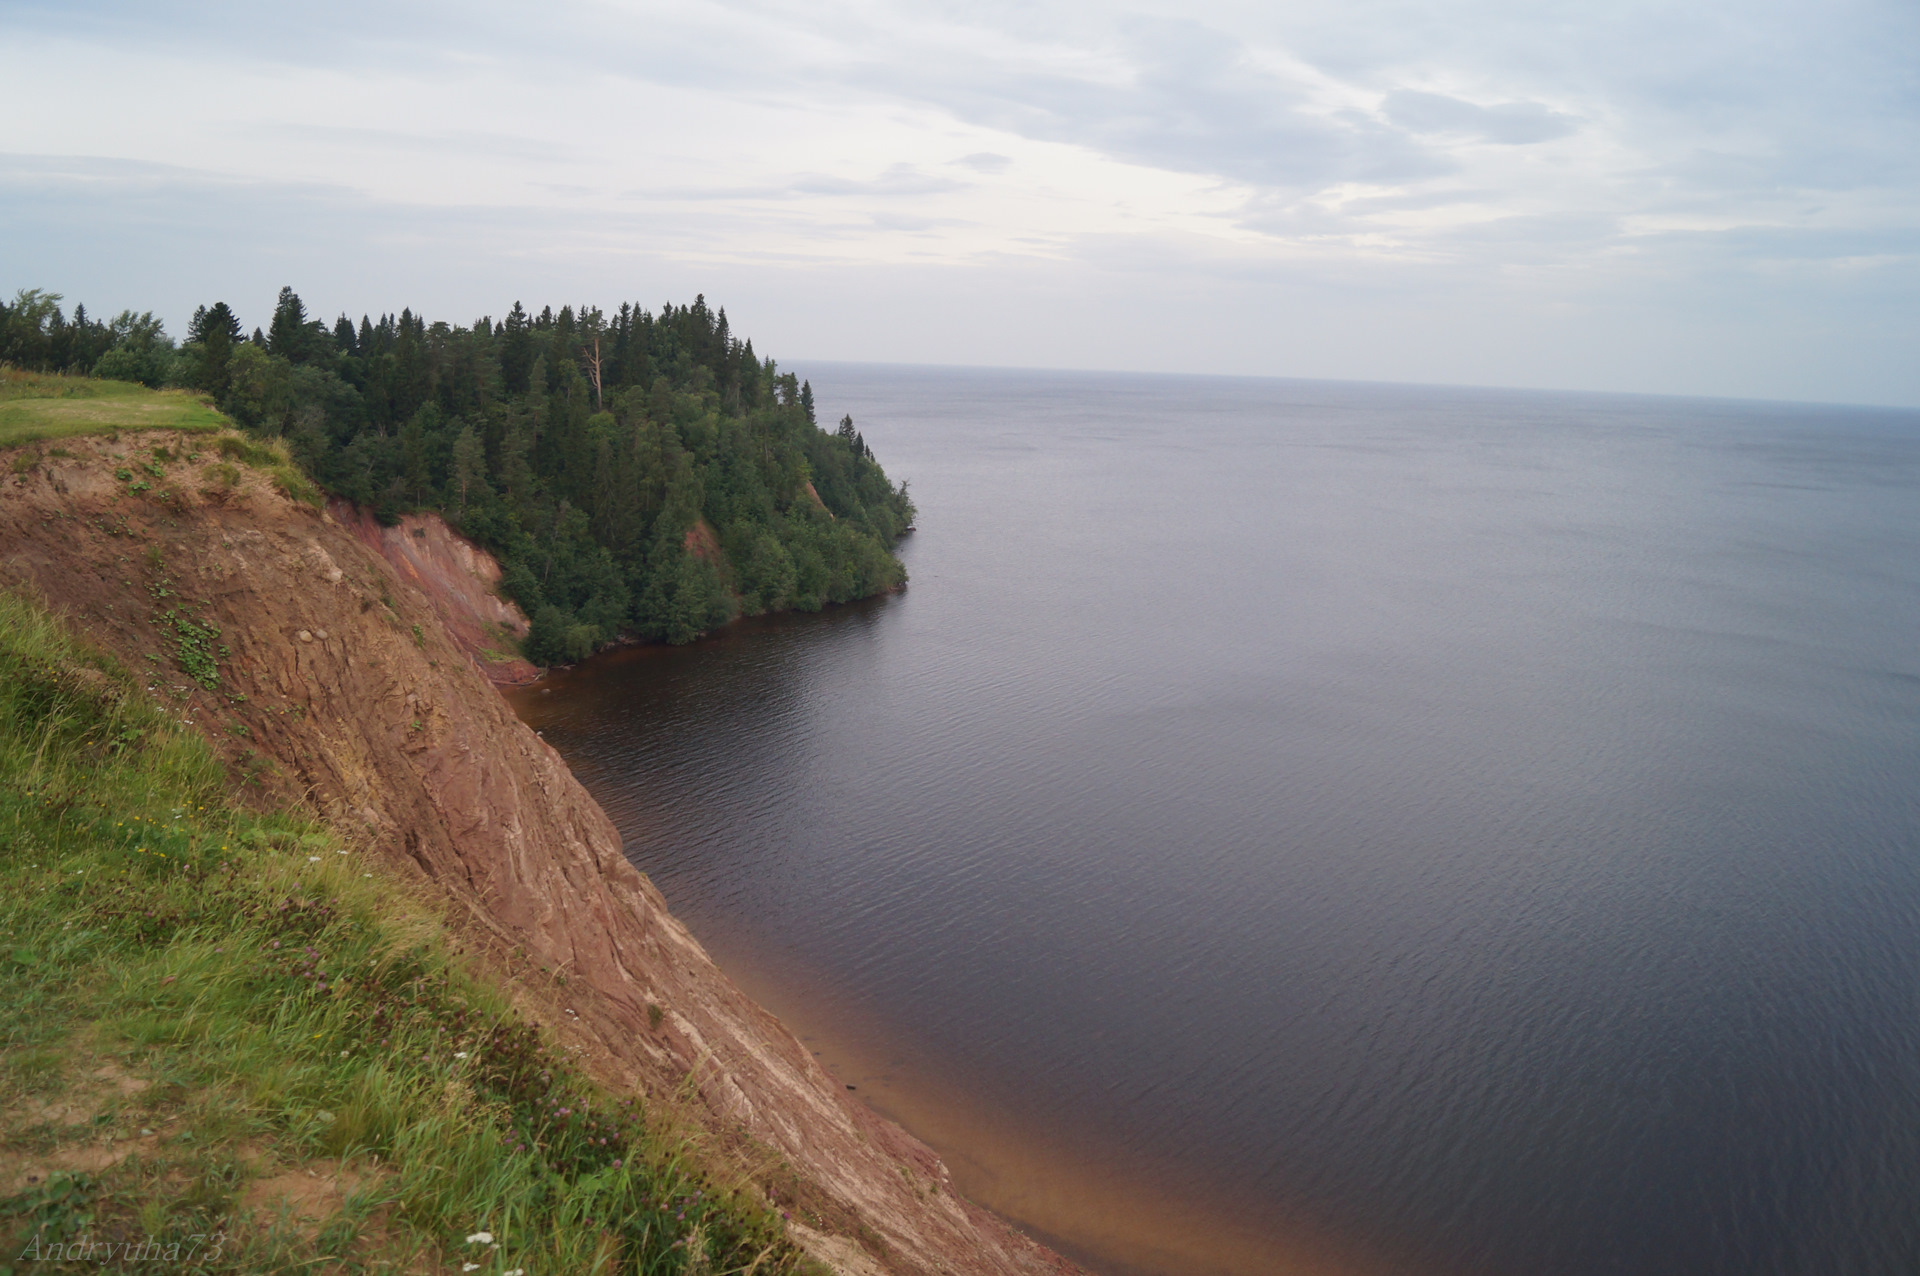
298;630;313;643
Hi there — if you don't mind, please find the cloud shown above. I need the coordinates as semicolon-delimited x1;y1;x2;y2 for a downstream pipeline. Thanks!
849;14;1451;192
789;165;970;198
273;124;577;165
1381;90;1578;145
955;152;1012;173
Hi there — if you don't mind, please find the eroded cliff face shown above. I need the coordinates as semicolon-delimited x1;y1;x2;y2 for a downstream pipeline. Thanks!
329;499;541;687
0;431;1078;1276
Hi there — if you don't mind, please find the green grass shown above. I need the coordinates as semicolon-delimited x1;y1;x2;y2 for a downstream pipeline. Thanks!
0;369;227;448
0;589;811;1274
210;434;323;509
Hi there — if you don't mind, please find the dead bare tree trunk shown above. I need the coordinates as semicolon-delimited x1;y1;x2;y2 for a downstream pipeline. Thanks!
582;337;604;411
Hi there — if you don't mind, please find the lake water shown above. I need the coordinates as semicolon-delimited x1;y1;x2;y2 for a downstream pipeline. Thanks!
506;367;1920;1276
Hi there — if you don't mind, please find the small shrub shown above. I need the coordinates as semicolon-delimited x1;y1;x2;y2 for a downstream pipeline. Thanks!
270;467;322;509
214;434;283;469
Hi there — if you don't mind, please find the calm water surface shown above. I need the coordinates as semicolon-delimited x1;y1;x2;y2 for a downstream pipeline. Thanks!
508;368;1920;1276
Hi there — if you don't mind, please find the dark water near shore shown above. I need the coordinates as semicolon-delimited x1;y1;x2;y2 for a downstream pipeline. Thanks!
509;367;1920;1276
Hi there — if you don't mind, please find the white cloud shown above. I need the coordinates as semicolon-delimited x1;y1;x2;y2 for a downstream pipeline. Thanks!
1380;91;1578;145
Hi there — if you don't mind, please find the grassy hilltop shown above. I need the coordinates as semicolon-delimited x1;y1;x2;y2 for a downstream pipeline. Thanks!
0;370;227;449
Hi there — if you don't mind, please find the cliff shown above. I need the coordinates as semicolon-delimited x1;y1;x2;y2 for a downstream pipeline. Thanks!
328;498;541;687
0;429;1077;1276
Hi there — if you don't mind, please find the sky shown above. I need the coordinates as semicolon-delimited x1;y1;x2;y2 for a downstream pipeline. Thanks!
2;0;1917;405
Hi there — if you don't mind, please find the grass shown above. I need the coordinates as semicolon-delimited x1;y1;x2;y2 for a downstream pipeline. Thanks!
209;434;323;509
0;369;227;449
0;588;812;1275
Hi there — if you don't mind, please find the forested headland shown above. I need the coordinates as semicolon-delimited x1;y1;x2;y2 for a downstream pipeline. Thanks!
0;287;913;661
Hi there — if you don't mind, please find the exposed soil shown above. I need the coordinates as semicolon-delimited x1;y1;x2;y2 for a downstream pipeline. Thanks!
240;1159;386;1236
0;431;1081;1276
330;499;541;687
684;516;726;565
0;1050;158;1196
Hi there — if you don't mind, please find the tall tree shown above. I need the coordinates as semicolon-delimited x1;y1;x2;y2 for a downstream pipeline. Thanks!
451;424;490;512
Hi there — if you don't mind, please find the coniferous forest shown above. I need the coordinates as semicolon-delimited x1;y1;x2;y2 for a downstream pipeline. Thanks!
0;287;914;661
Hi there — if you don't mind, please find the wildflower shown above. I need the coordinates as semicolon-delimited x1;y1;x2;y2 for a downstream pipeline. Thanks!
454;1051;469;1059
465;1231;494;1246
462;1265;480;1272
308;855;321;862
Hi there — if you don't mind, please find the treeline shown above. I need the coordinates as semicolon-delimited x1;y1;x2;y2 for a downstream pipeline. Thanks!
1;287;913;660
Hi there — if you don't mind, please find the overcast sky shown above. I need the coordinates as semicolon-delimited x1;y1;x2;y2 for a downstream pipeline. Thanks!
3;0;1917;404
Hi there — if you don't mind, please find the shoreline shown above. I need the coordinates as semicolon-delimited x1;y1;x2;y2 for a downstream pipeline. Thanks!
506;663;1382;1276
647;931;1388;1276
529;579;911;678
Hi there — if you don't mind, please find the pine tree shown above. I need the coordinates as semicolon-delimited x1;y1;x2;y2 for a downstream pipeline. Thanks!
268;287;309;361
187;302;242;347
184;301;242;395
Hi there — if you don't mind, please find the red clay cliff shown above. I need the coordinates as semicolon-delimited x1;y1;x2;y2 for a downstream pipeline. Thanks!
0;430;1079;1276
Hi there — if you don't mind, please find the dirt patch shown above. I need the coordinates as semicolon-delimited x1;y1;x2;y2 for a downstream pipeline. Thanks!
86;1062;152;1102
0;1139;148;1197
240;1159;386;1235
0;1055;162;1195
683;516;726;565
2;1055;148;1130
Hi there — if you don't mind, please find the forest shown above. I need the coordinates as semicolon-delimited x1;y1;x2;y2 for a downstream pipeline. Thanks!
0;287;914;661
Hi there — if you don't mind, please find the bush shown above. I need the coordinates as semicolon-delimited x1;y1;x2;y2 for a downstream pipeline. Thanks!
524;604;598;666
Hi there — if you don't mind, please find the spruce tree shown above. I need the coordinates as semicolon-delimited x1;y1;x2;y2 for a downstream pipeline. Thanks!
268;287;309;361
